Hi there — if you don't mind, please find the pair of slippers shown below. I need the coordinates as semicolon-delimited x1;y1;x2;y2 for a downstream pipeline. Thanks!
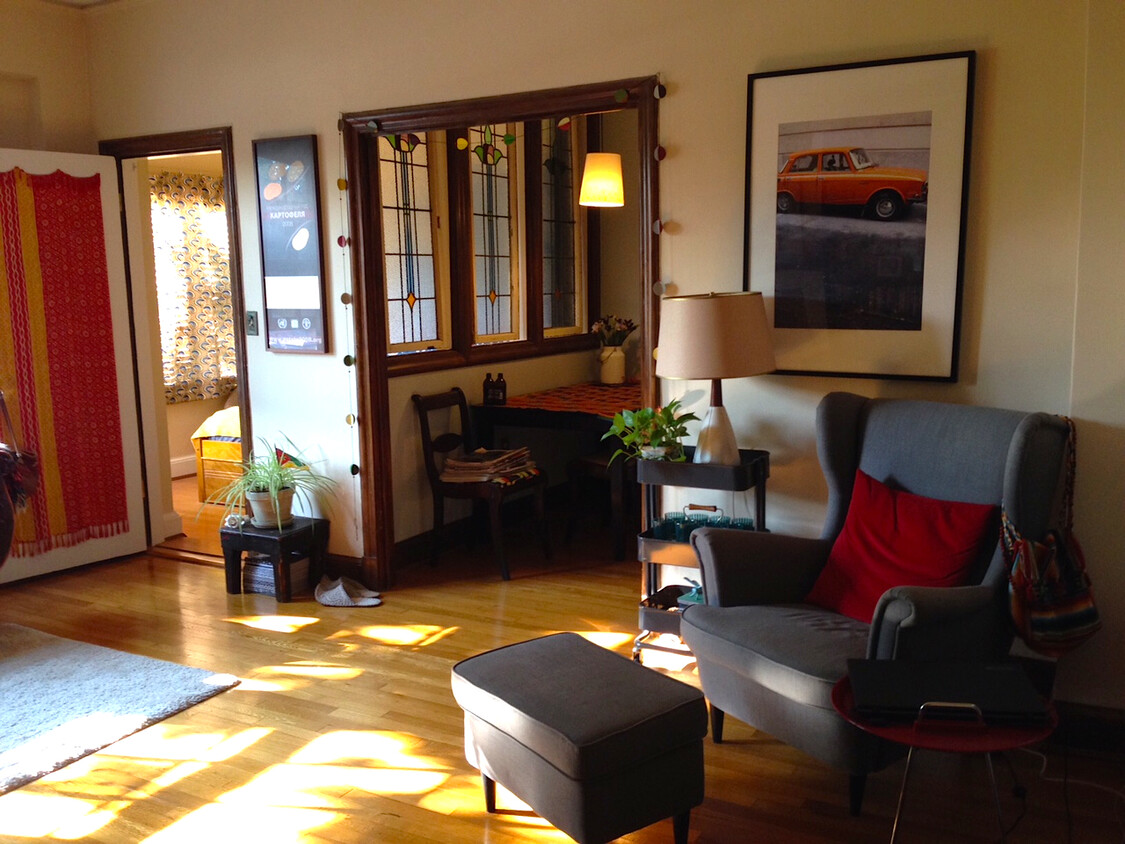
314;575;382;607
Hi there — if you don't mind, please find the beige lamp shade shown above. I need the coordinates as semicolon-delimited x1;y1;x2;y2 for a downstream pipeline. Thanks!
656;291;776;380
578;153;624;207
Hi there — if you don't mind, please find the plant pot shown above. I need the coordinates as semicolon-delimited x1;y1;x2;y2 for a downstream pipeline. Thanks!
246;487;295;529
599;345;626;385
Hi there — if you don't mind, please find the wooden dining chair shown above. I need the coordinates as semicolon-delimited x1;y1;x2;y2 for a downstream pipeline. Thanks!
411;387;551;580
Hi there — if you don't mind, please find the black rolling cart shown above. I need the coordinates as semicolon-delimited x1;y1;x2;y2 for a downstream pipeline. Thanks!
633;447;769;662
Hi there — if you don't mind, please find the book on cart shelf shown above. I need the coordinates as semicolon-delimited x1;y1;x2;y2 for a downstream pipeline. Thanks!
440;447;535;482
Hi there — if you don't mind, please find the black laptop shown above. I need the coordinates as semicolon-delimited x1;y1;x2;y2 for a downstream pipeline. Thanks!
847;659;1051;727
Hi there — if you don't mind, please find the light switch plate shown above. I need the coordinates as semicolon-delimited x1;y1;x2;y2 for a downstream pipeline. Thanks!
246;310;259;336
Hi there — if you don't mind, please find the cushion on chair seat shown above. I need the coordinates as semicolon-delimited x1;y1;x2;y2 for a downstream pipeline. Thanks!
488;467;542;486
681;604;869;709
451;632;706;780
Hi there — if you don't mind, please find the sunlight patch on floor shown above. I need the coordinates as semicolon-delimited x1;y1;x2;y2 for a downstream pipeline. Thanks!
354;624;458;647
253;661;364;681
574;630;635;651
109;724;272;763
0;791;113;839
289;731;444;769
143;804;337;843
225;615;320;633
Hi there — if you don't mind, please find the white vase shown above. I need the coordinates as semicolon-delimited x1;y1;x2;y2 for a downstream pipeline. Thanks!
599;345;626;385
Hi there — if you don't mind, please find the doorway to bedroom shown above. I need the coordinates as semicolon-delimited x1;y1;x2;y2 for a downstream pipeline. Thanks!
148;151;238;559
100;128;250;563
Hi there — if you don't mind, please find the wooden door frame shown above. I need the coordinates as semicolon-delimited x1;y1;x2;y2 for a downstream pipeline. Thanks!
98;127;250;545
342;77;660;589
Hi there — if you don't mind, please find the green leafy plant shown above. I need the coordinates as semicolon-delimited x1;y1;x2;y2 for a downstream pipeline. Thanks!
601;398;700;464
209;435;337;530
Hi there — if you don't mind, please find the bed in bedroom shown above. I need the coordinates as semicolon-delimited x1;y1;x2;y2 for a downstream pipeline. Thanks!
191;405;243;503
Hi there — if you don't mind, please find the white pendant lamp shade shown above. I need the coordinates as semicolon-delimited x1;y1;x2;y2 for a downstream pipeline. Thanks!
578;153;624;207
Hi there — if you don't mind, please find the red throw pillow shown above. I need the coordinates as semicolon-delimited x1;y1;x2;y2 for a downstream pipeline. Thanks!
805;469;998;623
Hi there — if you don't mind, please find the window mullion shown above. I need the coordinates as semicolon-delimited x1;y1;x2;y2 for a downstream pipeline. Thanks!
446;129;475;354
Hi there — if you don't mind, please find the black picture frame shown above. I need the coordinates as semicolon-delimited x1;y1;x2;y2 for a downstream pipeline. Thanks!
743;52;975;381
253;134;328;353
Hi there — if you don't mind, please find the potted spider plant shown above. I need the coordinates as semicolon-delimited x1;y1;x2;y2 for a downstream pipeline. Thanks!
210;436;337;530
602;398;699;464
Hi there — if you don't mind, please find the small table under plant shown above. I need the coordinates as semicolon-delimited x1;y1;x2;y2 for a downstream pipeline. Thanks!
221;516;329;603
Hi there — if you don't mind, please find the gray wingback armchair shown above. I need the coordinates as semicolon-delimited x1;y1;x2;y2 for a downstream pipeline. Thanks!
680;392;1069;815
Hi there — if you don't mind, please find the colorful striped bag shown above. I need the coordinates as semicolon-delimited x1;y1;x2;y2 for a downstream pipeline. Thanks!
1002;417;1101;657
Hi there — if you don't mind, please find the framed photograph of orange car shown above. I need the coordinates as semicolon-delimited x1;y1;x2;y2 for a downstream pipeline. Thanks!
743;52;974;380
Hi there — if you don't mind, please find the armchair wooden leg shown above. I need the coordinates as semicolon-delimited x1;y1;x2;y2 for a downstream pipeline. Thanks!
849;773;867;817
482;773;497;813
672;809;690;844
710;703;725;743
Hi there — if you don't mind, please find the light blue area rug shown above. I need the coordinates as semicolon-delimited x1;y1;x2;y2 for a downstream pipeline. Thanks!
0;623;239;794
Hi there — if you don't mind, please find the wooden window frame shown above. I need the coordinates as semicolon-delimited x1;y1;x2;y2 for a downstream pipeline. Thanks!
342;84;657;378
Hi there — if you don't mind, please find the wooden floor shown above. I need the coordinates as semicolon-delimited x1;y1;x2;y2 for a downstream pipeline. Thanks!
154;475;226;559
0;511;1122;842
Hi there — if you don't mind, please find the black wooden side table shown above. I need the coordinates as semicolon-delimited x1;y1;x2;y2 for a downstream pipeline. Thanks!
220;516;330;602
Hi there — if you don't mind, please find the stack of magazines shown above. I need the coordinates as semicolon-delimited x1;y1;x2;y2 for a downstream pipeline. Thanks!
440;447;535;482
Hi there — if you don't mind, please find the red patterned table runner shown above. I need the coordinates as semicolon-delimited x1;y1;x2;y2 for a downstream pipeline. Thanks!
503;382;642;420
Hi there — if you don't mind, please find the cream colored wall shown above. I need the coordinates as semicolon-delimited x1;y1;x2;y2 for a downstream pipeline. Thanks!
0;0;92;152
1059;0;1125;711
6;0;1121;706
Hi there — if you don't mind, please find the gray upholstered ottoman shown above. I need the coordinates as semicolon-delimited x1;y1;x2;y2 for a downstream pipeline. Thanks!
451;632;707;844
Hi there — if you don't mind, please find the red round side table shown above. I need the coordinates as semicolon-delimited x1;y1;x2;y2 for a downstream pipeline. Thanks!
832;676;1057;843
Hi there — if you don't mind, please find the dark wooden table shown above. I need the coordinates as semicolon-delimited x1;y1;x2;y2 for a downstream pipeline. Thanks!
471;381;642;447
221;516;330;602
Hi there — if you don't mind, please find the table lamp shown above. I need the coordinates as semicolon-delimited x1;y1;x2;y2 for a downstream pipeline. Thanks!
655;291;776;465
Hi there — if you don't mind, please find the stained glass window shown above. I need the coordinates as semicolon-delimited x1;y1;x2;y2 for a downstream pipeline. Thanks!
379;132;449;352
541;117;583;334
469;124;520;343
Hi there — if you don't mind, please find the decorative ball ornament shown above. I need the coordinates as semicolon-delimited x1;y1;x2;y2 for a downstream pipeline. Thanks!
345;413;356;425
613;89;629;104
654;83;667;99
343;354;355;367
456;137;469;150
366;120;379;130
503;133;516;145
652;219;664;235
337;235;349;247
653;145;667;161
557;116;572;132
350;464;361;476
340;292;353;305
337;178;348;191
652;280;670;295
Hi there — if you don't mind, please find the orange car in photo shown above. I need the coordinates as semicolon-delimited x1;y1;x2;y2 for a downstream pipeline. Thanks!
776;147;927;221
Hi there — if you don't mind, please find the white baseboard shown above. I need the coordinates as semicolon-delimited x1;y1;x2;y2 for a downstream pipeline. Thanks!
170;455;197;479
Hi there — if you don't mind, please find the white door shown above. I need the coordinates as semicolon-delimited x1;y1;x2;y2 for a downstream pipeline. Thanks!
0;147;149;583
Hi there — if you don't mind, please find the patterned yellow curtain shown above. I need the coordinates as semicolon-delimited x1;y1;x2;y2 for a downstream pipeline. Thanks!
149;171;236;404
